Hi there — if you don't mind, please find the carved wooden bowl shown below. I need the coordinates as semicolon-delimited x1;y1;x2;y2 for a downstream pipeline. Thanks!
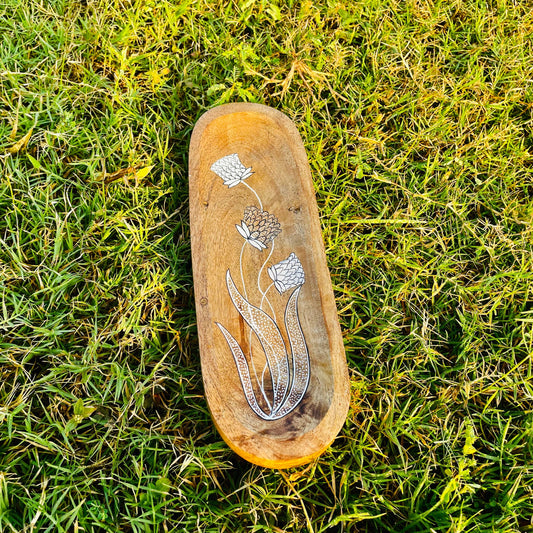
189;103;350;468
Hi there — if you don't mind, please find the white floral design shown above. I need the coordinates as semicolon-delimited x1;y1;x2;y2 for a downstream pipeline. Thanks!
210;153;253;188
211;153;310;421
236;206;281;251
268;253;305;294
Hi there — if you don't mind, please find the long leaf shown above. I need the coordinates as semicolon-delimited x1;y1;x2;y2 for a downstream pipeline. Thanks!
216;322;268;420
271;286;310;419
225;270;289;413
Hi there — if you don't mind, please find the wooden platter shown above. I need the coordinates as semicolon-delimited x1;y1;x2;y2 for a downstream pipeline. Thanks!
189;103;350;468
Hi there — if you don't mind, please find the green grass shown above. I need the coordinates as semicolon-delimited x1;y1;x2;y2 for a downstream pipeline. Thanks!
1;0;533;531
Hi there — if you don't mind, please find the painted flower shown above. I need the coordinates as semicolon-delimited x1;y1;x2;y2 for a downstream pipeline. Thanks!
268;253;305;293
236;206;281;251
210;153;253;187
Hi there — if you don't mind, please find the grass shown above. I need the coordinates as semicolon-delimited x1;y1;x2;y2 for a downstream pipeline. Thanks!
1;0;532;530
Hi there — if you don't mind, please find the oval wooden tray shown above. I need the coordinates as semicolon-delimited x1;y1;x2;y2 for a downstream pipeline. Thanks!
189;103;349;468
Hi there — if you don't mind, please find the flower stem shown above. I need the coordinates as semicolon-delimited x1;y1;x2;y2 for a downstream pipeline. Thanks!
239;241;248;300
240;229;273;411
259;283;276;321
248;345;272;412
257;242;276;321
242;181;263;210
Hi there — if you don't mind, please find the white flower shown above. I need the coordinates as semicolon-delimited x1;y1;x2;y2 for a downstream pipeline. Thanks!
268;253;305;293
210;153;253;188
236;206;281;251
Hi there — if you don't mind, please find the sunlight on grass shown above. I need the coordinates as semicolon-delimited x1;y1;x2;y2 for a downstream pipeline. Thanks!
1;0;532;530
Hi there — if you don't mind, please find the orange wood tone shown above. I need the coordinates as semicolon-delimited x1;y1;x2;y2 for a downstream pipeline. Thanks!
189;103;350;468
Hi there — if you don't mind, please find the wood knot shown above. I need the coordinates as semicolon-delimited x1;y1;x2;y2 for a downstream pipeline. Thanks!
288;205;301;213
200;297;208;306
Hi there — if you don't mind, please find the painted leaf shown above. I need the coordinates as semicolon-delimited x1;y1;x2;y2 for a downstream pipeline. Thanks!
216;322;268;420
225;270;289;413
271;286;310;419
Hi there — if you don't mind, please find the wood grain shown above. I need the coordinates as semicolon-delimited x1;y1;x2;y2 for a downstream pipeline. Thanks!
189;103;350;468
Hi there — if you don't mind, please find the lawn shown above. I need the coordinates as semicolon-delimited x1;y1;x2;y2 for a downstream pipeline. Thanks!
1;0;533;531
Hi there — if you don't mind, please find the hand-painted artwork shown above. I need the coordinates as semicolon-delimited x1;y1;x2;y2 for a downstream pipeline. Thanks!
210;154;310;421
